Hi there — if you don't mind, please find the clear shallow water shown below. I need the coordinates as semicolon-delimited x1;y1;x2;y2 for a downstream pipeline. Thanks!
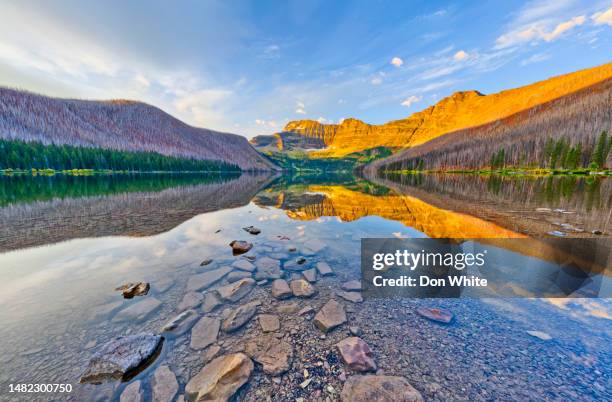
0;173;610;401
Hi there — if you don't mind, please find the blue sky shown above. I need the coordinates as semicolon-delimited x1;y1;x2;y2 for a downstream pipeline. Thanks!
0;0;610;138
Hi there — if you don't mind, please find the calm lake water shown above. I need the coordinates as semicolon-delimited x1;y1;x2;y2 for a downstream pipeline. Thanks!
0;172;610;401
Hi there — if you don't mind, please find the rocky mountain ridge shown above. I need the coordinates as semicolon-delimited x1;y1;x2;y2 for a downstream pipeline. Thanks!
252;62;612;157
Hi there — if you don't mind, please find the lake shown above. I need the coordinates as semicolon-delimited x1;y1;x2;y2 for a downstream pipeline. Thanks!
0;172;610;401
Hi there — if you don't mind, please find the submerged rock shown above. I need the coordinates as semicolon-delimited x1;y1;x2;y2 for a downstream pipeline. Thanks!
316;262;334;276
119;380;143;402
151;365;178;402
341;280;362;291
340;375;423;402
185;353;253;402
336;291;363;303
112;298;162;323
336;337;377;372
230;240;253;255
283;260;308;272
302;268;317;283
243;226;261;235
259;314;280;332
255;257;282;280
190;317;220;350
296;256;307;265
177;292;203;312
80;334;163;383
290;279;317;298
233;259;256;272
201;292;223;313
416;307;453;324
161;309;200;336
115;282;150;299
186;266;232;292
271;279;292;299
222;301;260;332
314;299;347;332
245;335;293;375
304;239;326;253
226;270;252;283
216;278;255;302
200;259;213;266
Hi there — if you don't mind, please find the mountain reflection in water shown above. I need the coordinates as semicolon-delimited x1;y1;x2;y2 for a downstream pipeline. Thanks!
0;172;610;401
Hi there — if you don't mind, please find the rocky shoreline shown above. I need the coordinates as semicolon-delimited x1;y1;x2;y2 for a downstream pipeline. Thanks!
64;228;609;402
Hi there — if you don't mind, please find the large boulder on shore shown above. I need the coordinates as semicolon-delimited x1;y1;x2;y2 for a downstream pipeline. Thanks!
80;334;163;383
185;353;253;402
313;299;347;332
340;375;423;402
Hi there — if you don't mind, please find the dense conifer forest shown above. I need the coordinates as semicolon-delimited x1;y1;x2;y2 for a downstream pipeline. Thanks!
0;139;240;172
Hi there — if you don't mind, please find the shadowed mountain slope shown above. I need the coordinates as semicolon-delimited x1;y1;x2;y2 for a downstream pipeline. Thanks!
0;87;276;170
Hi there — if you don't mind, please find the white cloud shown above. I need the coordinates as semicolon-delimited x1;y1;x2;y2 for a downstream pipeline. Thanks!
401;95;421;107
316;117;328;123
543;15;585;41
371;76;383;85
453;50;469;61
391;57;404;67
592;8;612;25
295;101;306;114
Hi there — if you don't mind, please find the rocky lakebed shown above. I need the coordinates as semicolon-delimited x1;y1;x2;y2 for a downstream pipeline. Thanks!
61;225;609;402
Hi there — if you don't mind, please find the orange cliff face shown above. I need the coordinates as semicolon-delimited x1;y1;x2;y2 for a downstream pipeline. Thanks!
270;62;612;157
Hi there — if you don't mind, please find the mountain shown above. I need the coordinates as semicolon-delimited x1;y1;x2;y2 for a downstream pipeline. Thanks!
252;62;612;158
0;87;276;170
368;75;611;173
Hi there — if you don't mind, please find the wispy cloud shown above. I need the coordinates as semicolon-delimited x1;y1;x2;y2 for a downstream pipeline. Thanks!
592;7;612;25
520;52;550;66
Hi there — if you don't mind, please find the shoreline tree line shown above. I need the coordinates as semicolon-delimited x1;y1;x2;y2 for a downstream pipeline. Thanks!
0;138;241;172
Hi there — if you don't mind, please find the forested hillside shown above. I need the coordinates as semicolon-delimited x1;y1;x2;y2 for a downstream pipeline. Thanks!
369;77;611;173
0;138;240;172
0;88;276;171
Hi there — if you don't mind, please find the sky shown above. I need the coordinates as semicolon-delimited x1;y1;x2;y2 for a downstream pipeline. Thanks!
0;0;611;138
